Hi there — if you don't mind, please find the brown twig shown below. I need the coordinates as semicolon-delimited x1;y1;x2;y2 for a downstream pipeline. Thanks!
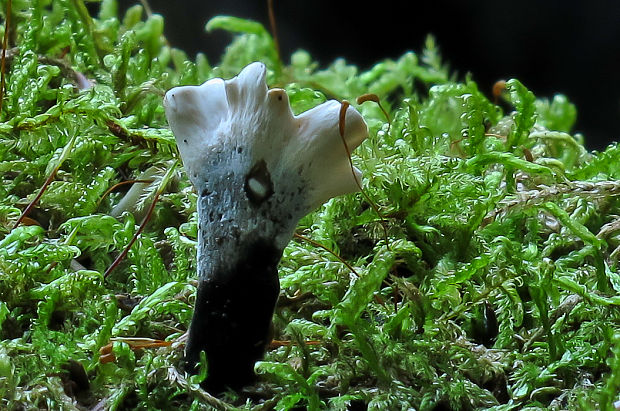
12;170;56;230
105;118;171;151
483;180;620;226
356;93;391;132
104;161;177;279
0;49;94;91
268;339;321;349
267;0;280;62
99;337;172;364
103;191;160;278
13;132;77;229
0;0;12;116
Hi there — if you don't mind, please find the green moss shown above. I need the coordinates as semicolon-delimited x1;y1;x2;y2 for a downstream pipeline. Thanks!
0;1;619;410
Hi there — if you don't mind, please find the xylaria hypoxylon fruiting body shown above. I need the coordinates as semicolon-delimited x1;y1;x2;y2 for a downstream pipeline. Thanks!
164;62;368;390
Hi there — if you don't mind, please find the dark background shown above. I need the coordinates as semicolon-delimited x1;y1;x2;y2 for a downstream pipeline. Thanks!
120;1;620;151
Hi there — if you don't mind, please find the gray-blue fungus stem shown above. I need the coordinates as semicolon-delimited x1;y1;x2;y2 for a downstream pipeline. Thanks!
163;62;368;390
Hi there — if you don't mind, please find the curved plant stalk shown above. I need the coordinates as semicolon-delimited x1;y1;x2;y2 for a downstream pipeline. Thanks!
99;337;172;364
0;0;11;116
339;100;391;250
357;93;391;131
268;339;321;349
13;131;77;230
267;0;280;62
104;161;178;279
139;0;153;17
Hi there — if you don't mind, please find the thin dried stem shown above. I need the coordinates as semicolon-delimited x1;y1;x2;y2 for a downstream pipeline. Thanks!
13;131;77;230
139;0;153;18
267;0;280;62
0;0;12;116
104;191;161;279
104;161;178;279
484;180;620;225
339;100;391;250
13;170;55;230
357;93;391;132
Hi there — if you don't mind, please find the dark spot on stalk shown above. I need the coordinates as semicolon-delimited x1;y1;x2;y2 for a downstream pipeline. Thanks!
244;159;274;205
201;188;211;198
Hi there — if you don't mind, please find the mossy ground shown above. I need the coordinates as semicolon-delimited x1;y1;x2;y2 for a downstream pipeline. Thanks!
0;1;619;410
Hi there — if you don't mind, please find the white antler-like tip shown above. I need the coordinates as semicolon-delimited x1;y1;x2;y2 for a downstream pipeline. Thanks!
164;62;368;216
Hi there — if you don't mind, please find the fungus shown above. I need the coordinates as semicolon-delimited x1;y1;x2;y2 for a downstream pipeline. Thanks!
163;62;368;390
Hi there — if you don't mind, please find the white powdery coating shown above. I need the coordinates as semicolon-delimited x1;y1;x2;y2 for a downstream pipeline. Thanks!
163;62;368;276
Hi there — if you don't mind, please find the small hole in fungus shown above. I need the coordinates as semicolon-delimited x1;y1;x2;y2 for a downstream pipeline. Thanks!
278;95;282;101
237;147;243;153
244;159;274;205
184;139;188;144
